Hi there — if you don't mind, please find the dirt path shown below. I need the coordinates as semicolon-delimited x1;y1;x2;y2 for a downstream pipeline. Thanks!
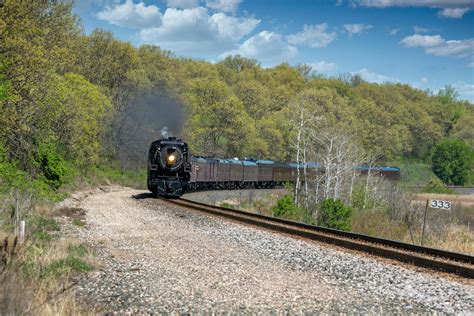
60;187;474;314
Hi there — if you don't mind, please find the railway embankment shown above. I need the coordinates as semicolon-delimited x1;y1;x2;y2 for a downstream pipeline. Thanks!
56;187;473;313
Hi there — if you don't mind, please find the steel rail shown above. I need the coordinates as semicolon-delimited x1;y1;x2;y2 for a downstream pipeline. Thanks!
162;197;474;279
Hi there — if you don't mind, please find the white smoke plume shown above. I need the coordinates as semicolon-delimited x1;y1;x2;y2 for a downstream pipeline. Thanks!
161;126;172;138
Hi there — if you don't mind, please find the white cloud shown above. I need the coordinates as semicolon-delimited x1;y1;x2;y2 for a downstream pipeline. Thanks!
352;68;399;83
221;31;297;66
401;34;474;62
210;13;259;40
388;28;400;35
352;1;473;19
205;0;242;13
438;8;470;18
353;1;473;9
139;7;259;57
414;26;430;33
343;23;372;35
452;82;474;102
96;0;162;28
425;39;474;58
287;24;337;48
469;61;474;68
309;61;337;72
421;77;428;83
401;34;444;48
167;0;200;9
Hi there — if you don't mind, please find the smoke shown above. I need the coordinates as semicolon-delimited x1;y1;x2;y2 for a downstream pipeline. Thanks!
160;126;172;138
112;90;186;169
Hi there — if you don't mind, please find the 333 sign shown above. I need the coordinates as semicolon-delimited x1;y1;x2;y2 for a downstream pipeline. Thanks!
429;199;452;210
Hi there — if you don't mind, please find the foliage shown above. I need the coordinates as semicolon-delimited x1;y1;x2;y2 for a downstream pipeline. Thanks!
272;194;315;224
396;160;437;187
34;141;67;189
319;198;352;231
1;0;473;195
431;139;473;185
422;177;456;194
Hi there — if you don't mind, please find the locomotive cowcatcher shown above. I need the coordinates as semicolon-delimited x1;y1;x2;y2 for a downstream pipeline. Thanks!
147;137;190;198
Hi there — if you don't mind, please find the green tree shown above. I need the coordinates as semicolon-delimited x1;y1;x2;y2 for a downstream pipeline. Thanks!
319;198;352;231
272;194;315;224
431;139;473;185
42;73;112;166
0;0;80;167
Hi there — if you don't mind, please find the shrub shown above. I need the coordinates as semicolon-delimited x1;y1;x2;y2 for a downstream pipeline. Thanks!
272;194;315;224
422;176;456;194
35;141;67;189
319;198;352;231
431;139;473;186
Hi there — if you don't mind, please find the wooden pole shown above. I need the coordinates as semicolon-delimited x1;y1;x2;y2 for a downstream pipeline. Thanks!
421;199;429;246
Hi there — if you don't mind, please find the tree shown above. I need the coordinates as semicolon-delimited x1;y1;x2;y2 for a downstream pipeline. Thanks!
431;139;472;185
0;0;80;168
319;198;352;231
42;73;112;166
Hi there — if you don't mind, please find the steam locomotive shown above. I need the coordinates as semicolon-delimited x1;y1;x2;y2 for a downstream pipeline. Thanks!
147;137;400;198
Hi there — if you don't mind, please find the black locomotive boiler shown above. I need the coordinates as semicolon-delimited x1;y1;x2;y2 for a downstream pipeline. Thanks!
147;137;190;197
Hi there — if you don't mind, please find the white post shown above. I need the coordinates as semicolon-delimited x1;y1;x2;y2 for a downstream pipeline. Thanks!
19;220;25;244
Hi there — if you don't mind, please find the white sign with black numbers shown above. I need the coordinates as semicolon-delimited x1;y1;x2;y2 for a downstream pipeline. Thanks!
429;199;452;210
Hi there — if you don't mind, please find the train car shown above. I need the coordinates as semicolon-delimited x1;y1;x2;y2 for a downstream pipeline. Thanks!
215;158;231;188
273;162;292;184
229;159;244;187
255;160;274;188
242;160;258;187
355;165;401;181
288;162;320;183
147;137;190;197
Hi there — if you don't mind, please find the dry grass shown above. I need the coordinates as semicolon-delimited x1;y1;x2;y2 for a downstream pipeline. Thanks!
413;193;474;206
425;223;474;255
0;234;95;315
351;209;474;255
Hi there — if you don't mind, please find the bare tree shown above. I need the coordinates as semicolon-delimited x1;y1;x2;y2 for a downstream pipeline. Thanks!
290;93;319;207
308;128;366;206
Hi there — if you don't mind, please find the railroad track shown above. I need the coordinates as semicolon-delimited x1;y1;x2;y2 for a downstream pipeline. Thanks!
161;197;474;279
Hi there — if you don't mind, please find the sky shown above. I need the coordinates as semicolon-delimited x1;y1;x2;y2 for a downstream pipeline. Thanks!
74;0;474;102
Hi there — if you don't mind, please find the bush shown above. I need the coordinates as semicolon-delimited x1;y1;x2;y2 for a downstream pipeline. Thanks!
35;141;67;189
431;139;473;186
272;194;315;224
319;198;352;231
422;176;456;194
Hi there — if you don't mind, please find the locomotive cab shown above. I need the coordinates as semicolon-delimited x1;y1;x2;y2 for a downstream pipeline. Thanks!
147;137;191;198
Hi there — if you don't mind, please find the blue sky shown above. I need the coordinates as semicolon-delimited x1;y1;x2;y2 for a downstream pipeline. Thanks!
74;0;474;102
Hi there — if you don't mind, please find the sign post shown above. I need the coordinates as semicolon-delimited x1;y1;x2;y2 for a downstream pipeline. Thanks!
421;199;452;246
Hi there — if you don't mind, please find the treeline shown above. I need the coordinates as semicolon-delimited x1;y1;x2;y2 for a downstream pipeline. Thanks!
1;1;473;193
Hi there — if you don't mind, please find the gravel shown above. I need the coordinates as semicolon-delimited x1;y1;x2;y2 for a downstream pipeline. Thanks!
59;187;474;314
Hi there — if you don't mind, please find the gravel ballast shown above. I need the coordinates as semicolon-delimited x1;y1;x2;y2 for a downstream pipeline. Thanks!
60;187;474;314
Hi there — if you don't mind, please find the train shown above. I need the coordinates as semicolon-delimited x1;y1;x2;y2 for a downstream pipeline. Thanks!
147;137;401;198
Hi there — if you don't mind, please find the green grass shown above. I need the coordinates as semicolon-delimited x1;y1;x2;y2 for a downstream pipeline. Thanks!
390;160;437;188
220;202;236;209
68;244;90;257
64;164;147;190
43;256;92;278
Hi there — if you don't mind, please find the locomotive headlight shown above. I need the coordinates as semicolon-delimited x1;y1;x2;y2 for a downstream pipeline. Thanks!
159;145;184;171
167;155;176;164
